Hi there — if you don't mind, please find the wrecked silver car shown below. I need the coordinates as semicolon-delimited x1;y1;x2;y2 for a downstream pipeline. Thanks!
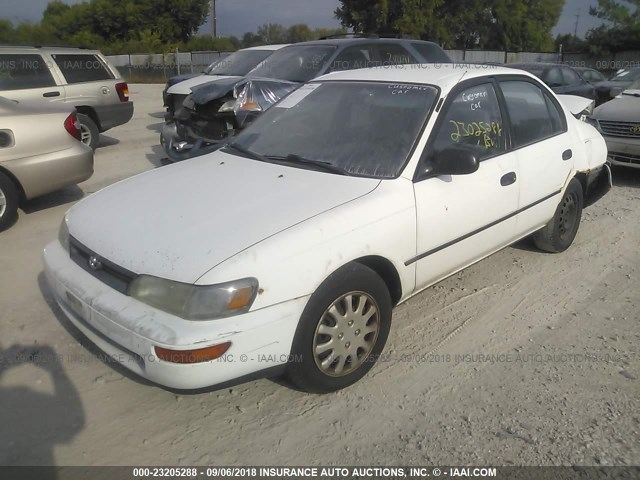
161;37;452;161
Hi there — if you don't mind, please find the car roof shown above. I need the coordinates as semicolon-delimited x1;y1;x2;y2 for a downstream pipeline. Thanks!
315;63;539;91
0;45;102;55
281;38;441;48
243;44;290;51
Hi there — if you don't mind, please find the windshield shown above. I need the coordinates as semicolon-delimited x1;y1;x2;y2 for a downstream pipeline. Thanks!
207;50;274;76
247;45;336;83
624;79;640;92
611;69;640;82
229;81;438;178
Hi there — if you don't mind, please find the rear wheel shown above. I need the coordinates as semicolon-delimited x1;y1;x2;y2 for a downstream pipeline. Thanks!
287;263;392;393
77;114;99;151
0;172;19;232
533;178;583;253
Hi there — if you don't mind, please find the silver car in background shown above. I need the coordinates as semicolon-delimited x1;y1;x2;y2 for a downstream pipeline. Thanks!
590;79;640;169
0;97;93;231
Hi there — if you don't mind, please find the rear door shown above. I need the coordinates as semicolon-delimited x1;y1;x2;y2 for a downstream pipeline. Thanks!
0;52;65;103
497;78;573;236
47;52;120;108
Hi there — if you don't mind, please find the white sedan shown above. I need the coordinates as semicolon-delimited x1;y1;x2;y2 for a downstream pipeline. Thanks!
44;65;611;393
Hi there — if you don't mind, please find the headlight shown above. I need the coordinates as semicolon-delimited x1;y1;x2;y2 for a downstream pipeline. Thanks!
128;275;258;320
218;99;236;113
58;217;70;252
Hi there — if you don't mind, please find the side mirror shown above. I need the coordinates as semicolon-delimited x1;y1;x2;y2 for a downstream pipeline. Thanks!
431;147;480;176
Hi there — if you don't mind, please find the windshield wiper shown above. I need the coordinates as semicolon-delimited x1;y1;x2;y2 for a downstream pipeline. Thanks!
266;154;350;176
622;92;640;97
225;143;270;163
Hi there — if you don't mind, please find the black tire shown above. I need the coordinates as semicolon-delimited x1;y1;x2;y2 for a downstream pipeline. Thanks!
287;262;392;393
77;114;99;151
533;178;584;253
0;171;19;232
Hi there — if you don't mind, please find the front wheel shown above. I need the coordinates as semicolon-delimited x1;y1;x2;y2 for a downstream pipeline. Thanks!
533;178;584;253
287;263;392;393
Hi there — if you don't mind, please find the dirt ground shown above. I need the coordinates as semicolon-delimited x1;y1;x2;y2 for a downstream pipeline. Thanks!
0;84;638;468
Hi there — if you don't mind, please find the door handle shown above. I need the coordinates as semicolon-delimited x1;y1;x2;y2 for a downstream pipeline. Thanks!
501;172;517;186
562;149;573;161
43;91;60;98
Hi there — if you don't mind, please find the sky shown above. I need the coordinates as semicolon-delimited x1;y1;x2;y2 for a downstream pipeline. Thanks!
3;0;608;39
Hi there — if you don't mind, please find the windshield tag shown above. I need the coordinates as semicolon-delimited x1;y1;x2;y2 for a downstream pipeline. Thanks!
277;83;321;109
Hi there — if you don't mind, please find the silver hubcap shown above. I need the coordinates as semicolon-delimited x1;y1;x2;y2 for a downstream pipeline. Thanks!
0;188;6;217
313;292;380;377
0;189;6;217
80;124;92;145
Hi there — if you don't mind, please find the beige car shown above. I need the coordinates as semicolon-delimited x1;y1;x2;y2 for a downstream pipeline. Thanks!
0;46;133;150
0;97;93;231
591;79;640;168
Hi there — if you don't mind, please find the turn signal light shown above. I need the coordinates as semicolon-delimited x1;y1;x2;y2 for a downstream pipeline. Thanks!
154;342;231;364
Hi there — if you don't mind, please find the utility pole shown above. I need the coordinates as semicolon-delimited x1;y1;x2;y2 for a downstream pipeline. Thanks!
211;0;217;38
574;9;581;37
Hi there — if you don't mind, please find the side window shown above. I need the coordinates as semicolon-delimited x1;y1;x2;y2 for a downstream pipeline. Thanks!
431;83;506;160
0;54;56;90
545;67;563;87
562;67;581;85
51;54;114;84
411;42;451;63
500;81;565;148
329;46;375;72
375;44;416;66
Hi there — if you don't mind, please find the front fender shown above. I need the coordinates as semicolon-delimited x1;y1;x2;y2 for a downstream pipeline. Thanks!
196;179;418;311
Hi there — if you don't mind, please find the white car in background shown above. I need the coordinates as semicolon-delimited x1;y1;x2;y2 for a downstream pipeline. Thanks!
44;65;610;394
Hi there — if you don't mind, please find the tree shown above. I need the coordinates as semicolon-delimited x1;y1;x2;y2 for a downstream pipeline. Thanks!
256;23;289;44
586;0;640;52
287;24;314;43
335;0;564;50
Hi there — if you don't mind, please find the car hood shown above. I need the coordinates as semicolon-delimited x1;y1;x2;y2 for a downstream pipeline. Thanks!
68;151;380;283
167;75;244;96
189;76;299;106
595;80;632;91
593;93;640;121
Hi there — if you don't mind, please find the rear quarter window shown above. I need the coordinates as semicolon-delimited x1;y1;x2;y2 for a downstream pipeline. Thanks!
52;54;114;84
0;54;56;90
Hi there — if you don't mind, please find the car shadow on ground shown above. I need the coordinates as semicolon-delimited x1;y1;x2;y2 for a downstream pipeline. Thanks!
0;339;85;472
96;134;119;149
611;165;640;189
145;144;171;168
146;120;164;134
148;111;167;120
37;272;154;389
21;186;84;215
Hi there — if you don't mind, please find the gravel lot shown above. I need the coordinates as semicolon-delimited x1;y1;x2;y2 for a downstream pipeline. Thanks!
0;84;638;467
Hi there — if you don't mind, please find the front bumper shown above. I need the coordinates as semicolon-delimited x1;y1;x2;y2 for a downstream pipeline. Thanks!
43;240;308;390
584;163;612;208
602;135;640;169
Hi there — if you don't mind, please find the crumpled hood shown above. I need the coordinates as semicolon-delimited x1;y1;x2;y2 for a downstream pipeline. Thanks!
189;76;299;106
594;94;640;121
68;151;380;283
169;75;245;97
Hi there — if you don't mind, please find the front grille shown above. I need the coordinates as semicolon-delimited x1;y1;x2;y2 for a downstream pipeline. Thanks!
609;151;640;165
599;120;640;138
69;237;137;295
